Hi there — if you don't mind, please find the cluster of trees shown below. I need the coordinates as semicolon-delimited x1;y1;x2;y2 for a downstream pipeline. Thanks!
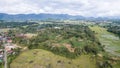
18;24;39;33
6;23;103;59
107;26;120;37
6;24;104;59
0;21;37;28
97;61;113;68
112;20;120;24
27;24;103;59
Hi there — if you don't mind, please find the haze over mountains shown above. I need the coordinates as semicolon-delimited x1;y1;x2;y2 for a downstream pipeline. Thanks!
0;13;119;21
0;13;83;21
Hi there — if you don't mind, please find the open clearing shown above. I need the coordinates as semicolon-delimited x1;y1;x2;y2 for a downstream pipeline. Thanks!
24;33;37;38
90;26;120;57
10;49;97;68
0;28;9;32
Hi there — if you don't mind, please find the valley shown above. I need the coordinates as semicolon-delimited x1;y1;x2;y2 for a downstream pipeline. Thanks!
0;20;120;68
1;0;120;68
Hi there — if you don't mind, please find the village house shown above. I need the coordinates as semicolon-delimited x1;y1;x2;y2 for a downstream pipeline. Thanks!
5;43;17;54
0;49;3;60
7;39;12;43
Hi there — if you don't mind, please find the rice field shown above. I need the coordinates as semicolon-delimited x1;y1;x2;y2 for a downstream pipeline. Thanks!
90;26;120;57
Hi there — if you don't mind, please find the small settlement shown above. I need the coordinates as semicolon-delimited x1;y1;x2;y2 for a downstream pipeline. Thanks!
0;32;18;63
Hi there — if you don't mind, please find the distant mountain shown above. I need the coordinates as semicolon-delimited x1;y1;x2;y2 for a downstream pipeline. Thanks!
0;13;119;21
0;13;85;21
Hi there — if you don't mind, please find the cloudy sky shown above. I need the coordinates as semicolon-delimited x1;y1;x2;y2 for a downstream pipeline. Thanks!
0;0;120;17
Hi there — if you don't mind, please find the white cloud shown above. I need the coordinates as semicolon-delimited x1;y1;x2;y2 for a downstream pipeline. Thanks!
0;0;120;17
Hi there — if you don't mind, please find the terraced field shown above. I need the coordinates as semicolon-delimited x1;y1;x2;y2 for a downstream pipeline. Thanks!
10;49;97;68
90;26;120;57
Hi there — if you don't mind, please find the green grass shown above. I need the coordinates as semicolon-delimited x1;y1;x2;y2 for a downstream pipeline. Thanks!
10;49;97;68
116;50;120;53
89;26;120;56
90;26;120;68
57;37;85;48
112;61;120;68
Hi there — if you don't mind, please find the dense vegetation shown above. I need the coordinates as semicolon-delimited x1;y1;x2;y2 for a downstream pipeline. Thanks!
1;21;117;68
107;26;120;37
0;21;37;28
7;24;103;59
24;24;103;59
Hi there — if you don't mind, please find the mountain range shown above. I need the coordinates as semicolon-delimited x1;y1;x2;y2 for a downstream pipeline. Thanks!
0;13;119;21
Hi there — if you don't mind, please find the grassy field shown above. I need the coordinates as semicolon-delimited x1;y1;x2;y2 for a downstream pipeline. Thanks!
0;28;9;32
10;49;97;68
90;26;120;68
89;26;120;57
24;33;37;38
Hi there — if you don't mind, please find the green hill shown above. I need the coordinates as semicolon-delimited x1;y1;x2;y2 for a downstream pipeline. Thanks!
10;49;97;68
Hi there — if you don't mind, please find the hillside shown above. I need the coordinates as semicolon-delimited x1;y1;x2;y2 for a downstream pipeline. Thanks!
10;49;97;68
